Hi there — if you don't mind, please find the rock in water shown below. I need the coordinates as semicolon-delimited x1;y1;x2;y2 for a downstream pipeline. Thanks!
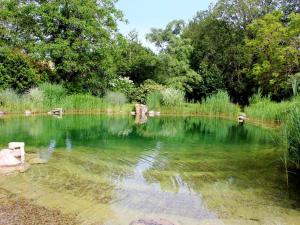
148;111;155;117
25;110;32;116
130;218;177;225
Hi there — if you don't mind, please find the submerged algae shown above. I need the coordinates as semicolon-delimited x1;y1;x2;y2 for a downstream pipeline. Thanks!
0;115;299;224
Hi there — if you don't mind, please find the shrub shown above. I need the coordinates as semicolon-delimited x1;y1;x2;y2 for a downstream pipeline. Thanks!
109;76;136;101
146;91;161;110
0;47;40;93
104;91;127;106
161;88;185;106
134;79;164;103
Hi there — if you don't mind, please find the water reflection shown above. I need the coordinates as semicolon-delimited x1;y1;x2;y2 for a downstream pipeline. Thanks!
113;140;217;220
0;115;297;224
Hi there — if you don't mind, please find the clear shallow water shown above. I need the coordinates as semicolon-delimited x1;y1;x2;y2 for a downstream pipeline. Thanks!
0;115;299;225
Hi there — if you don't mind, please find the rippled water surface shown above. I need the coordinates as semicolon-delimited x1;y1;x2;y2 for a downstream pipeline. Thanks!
0;115;299;224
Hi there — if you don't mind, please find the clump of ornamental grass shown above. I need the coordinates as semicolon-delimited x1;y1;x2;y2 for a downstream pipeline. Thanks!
104;91;127;106
146;91;161;111
0;88;20;112
285;105;300;169
39;83;66;108
161;88;185;106
245;95;290;122
198;91;240;116
61;94;106;112
23;87;44;112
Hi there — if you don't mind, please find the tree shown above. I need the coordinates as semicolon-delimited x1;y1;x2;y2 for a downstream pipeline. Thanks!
280;0;300;16
184;14;249;103
0;0;123;95
212;0;277;28
116;31;158;84
245;11;300;100
147;20;186;52
147;20;202;95
0;46;42;92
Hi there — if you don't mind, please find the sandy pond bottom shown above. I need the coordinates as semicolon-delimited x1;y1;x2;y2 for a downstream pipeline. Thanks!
0;115;300;225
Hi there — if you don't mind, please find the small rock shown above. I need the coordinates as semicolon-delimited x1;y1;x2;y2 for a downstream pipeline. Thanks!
148;111;155;117
25;110;32;116
0;149;22;167
130;218;177;225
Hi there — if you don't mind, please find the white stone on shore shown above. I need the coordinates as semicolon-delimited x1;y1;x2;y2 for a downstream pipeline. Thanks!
8;142;25;163
0;149;22;167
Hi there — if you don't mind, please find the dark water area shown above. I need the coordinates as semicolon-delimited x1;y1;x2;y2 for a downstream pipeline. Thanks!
0;115;299;225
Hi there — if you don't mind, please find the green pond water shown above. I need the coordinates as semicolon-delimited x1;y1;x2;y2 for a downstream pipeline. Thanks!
0;115;300;225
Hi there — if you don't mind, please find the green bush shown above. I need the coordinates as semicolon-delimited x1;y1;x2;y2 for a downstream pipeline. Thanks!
134;79;165;103
161;88;185;106
109;77;136;101
0;47;40;93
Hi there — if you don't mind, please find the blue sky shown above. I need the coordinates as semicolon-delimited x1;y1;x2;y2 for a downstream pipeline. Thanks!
116;0;216;49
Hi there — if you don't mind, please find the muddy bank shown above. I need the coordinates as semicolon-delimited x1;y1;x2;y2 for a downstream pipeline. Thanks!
0;188;79;225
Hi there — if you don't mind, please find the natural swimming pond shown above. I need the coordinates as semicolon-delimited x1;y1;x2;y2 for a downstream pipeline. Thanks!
0;115;299;225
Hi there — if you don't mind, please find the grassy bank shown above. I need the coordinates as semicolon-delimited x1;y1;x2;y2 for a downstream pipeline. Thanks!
0;87;240;117
1;85;299;177
147;91;240;117
0;86;133;114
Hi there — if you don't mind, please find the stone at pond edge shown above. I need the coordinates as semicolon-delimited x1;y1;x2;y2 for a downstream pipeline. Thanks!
129;218;179;225
0;153;48;175
25;110;32;116
0;149;21;167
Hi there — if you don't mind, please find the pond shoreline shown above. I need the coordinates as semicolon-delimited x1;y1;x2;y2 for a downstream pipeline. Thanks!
0;111;280;129
0;114;297;224
0;188;79;225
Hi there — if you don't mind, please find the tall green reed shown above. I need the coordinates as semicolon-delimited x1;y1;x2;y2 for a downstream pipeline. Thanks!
146;91;161;111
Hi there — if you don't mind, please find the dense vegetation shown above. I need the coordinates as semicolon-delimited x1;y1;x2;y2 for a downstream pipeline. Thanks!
0;0;299;105
0;0;299;171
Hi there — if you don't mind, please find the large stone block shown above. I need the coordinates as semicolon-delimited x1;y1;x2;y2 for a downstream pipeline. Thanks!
8;142;25;163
